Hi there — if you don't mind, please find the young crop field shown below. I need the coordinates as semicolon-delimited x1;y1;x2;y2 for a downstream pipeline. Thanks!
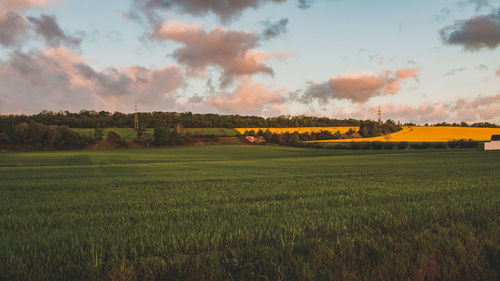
235;126;359;134
0;146;499;280
308;126;500;143
73;128;239;139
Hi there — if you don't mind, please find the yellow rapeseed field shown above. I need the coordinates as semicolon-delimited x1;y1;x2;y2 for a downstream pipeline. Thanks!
307;126;500;143
235;127;359;135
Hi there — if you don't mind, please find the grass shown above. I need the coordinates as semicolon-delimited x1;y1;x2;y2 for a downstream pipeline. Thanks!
73;128;239;140
0;146;499;280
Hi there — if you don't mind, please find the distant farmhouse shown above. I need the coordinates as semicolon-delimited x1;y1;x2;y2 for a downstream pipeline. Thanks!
485;135;500;151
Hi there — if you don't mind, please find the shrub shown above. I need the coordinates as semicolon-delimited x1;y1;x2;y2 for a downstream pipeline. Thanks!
0;132;10;145
383;142;395;150
396;142;409;150
447;140;458;148
350;142;360;150
410;142;430;149
359;142;371;150
457;139;479;148
371;142;384;150
431;142;447;149
107;130;126;147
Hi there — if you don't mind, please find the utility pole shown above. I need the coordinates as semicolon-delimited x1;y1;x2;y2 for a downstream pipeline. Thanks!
377;106;382;126
134;104;139;129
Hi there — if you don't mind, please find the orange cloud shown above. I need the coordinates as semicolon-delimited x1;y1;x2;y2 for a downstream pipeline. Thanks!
396;67;420;79
300;67;419;104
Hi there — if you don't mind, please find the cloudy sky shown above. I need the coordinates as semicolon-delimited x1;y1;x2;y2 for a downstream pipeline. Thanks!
0;0;499;123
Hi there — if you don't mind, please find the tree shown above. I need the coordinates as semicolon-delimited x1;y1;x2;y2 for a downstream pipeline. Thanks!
138;132;154;147
94;128;104;141
153;126;169;146
288;134;301;146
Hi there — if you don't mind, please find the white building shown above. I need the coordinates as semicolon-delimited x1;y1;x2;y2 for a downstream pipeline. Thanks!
485;135;500;150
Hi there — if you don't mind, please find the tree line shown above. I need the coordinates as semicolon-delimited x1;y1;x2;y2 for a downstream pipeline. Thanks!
0;110;381;129
2;110;496;130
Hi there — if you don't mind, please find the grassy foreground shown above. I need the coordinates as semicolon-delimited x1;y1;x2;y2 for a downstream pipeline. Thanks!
0;146;499;280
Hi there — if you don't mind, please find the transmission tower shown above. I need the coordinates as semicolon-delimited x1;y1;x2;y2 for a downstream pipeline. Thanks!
134;104;139;129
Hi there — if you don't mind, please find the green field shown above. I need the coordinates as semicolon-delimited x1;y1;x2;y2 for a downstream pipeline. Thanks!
73;128;239;140
1;146;499;280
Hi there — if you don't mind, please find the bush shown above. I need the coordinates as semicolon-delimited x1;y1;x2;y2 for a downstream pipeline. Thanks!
410;142;431;149
0;132;10;145
447;139;480;149
431;142;447;149
359;142;371;150
350;142;360;150
383;142;395;150
396;142;408;150
457;139;479;148
371;142;384;150
447;140;458;148
107;130;126;147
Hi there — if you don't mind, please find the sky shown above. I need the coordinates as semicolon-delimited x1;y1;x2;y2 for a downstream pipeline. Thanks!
0;0;499;124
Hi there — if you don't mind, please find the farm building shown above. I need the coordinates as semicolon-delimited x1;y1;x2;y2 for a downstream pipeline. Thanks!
485;135;500;150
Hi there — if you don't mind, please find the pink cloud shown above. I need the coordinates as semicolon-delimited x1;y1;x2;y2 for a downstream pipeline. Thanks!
150;20;292;86
0;12;30;47
301;67;420;104
329;94;500;123
496;69;500;77
0;0;58;11
205;78;287;115
0;48;184;114
0;11;82;49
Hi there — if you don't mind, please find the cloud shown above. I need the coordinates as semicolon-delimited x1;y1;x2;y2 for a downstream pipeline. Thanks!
396;67;419;79
452;94;500;121
477;64;488;70
0;11;82;49
0;0;58;11
150;20;292;86
331;94;500;123
0;48;184;114
0;12;30;47
444;67;467;76
433;8;452;22
440;11;500;51
205;78;287;115
297;0;312;9
496;69;500;76
261;18;289;40
129;0;291;24
27;14;82;48
299;67;420;104
457;0;492;12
